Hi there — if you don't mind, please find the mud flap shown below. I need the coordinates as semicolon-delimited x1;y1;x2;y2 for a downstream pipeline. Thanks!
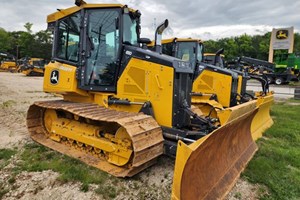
251;95;274;140
171;106;258;200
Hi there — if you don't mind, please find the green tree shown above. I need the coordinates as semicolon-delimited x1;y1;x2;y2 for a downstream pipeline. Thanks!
32;30;52;59
233;34;256;58
222;38;239;60
203;40;218;53
294;33;300;53
17;31;35;58
257;32;271;60
7;23;53;60
0;28;12;53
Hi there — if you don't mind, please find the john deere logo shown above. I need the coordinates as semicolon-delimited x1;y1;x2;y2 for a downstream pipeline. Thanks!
50;70;59;85
276;30;288;39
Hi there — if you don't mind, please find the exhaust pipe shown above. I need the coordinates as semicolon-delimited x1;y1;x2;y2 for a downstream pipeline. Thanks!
214;48;224;66
154;19;169;54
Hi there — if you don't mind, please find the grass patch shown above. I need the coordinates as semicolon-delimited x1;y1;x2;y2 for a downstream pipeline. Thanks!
8;175;16;184
286;98;300;104
0;148;17;170
1;100;16;108
14;143;116;191
243;99;300;199
288;81;300;86
0;187;9;199
0;148;17;160
95;185;117;199
234;192;242;199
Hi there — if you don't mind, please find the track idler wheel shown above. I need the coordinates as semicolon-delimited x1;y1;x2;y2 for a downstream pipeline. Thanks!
43;109;57;134
104;127;133;166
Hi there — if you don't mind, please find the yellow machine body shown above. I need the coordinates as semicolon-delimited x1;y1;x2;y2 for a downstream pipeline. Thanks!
43;58;174;128
192;68;233;107
0;61;17;72
21;58;45;76
22;67;44;76
157;38;274;138
251;92;274;140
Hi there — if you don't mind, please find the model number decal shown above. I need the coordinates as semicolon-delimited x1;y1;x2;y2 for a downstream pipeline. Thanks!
58;66;73;72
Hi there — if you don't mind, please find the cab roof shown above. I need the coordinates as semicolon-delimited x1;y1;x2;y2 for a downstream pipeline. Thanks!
163;37;202;44
47;3;136;23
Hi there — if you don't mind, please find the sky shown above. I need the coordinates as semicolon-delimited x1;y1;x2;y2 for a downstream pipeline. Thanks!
0;0;299;41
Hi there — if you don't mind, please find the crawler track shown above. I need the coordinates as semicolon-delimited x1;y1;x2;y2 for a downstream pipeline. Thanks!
27;100;164;177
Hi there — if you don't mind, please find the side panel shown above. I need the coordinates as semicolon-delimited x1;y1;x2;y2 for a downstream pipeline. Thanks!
0;62;16;69
43;61;88;97
116;58;174;127
193;69;232;107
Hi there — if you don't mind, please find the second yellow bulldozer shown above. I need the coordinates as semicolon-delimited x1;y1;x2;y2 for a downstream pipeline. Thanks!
151;37;274;141
26;1;272;199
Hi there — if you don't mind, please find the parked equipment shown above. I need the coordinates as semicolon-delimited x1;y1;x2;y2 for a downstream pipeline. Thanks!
228;56;298;85
20;58;45;76
0;53;18;72
150;38;274;140
273;53;300;81
203;51;225;68
26;2;269;199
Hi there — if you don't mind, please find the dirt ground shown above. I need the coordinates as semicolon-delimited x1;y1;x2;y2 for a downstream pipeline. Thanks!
0;72;261;200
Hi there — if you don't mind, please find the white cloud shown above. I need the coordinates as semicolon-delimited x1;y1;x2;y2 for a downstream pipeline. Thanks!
0;0;299;40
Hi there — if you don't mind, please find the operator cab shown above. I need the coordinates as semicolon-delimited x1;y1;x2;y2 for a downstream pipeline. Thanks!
162;39;204;72
50;5;140;92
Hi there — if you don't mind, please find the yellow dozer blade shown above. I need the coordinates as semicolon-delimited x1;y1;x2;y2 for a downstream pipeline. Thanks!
171;102;258;200
251;94;274;140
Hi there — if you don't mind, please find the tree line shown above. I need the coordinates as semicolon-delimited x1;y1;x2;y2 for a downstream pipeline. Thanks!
204;32;300;61
0;22;52;61
0;22;299;62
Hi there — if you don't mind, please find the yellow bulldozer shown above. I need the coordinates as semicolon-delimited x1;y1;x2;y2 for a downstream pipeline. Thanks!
27;1;273;199
0;53;18;72
150;37;274;140
19;57;46;76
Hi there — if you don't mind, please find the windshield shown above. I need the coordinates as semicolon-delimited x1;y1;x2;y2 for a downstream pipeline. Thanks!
85;9;120;87
204;55;215;63
32;60;45;67
123;14;138;45
176;42;196;63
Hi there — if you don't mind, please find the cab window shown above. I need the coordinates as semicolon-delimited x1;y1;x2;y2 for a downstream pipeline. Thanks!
56;12;80;62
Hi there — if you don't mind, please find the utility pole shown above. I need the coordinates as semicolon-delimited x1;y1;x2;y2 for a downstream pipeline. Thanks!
16;45;19;60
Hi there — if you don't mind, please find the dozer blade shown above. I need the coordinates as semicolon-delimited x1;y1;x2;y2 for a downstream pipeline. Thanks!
171;104;258;200
217;100;258;125
251;94;274;140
